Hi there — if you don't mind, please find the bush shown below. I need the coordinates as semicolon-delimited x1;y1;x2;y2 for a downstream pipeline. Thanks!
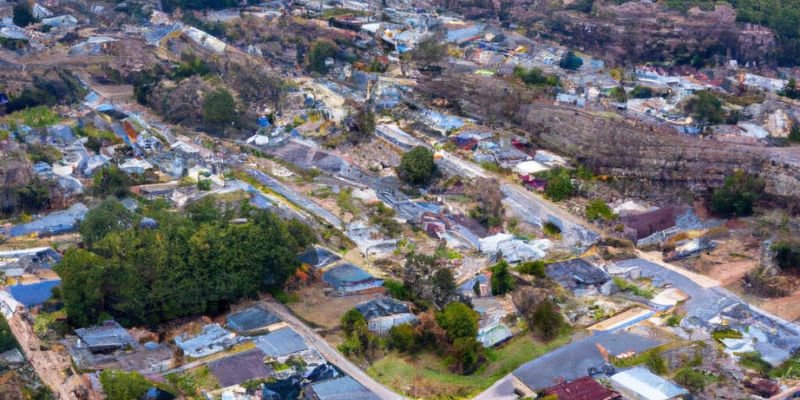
612;277;654;299
710;170;764;217
686;90;724;124
307;39;339;74
436;302;479;341
517;260;547;278
398;146;435;185
585;199;616;221
528;300;568;342
559;51;583;70
99;370;157;400
543;222;561;237
341;308;366;337
674;368;715;392
543;168;574;201
387;324;417;352
772;241;800;270
13;3;36;27
513;66;559;87
93;165;132;198
630;85;654;99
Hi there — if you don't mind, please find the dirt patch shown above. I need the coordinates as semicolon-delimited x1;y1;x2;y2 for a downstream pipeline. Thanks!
760;291;800;322
677;234;760;286
287;284;380;329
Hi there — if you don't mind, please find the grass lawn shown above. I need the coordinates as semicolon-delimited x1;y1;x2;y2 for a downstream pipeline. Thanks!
366;334;570;399
165;365;220;399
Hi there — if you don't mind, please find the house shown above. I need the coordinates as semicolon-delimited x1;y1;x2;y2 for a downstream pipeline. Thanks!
619;206;684;242
74;320;138;354
6;203;89;238
175;324;237;358
297;246;341;269
322;263;384;296
209;349;273;388
119;158;153;175
459;273;490;298
226;305;284;335
303;376;379;400
354;297;417;335
609;367;688;400
546;258;610;294
477;322;512;347
543;376;621;400
253;327;309;360
7;279;60;307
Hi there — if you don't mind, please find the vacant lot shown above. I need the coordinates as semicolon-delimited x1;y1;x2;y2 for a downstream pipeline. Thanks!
366;334;570;399
286;284;380;329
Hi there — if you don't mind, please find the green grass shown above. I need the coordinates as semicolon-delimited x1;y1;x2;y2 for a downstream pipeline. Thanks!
3;106;61;128
366;334;570;399
612;277;654;299
165;366;219;399
737;352;772;376
711;328;743;341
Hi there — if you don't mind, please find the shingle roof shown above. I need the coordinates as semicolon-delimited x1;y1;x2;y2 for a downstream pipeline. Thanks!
253;327;308;357
209;349;273;388
543;376;619;400
226;305;281;334
308;376;380;400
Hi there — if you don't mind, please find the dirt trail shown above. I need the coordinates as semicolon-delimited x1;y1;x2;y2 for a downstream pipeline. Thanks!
7;311;86;400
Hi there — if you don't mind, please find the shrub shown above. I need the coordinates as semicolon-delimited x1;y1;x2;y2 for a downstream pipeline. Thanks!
585;199;616;221
517;260;547;278
686;90;724;124
202;89;237;134
307;39;339;74
490;260;514;295
529;300;568;342
559;51;583;70
543;222;561;237
772;241;800;270
543;168;574;201
710;170;764;217
387;324;417;352
674;367;716;392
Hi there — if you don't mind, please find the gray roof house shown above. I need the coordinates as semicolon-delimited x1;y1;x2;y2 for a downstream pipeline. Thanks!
175;324;237;359
74;320;138;354
354;297;417;335
253;327;309;359
304;376;380;400
545;258;610;293
226;305;283;335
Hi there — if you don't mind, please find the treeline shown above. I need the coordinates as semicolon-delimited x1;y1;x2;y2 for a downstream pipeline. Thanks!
55;197;316;327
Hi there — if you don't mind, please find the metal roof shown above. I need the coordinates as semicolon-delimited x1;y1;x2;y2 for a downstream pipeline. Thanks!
226;305;281;334
253;327;308;357
610;367;688;400
8;279;60;307
308;376;380;400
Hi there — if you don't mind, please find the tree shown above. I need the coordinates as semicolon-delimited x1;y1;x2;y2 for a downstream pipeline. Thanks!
387;323;417;352
407;34;447;66
99;370;155;400
513;66;559;87
630;85;654;99
772;241;800;270
517;260;546;278
490;260;514;295
544;167;574;201
468;178;504;228
609;86;627;102
347;108;375;144
436;302;479;341
93;165;132;198
306;38;339;74
203;89;236;134
710;170;765;217
398;146;435;185
54;249;107;327
341;308;366;337
448;336;482;374
528;300;567;342
559;51;583;70
789;124;800;143
781;78;800;100
79;198;135;247
12;3;36;27
686;90;724;124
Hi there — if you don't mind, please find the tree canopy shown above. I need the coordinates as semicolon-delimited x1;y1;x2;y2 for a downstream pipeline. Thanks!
710;170;764;217
398;146;435;185
203;89;237;135
559;51;583;70
99;370;159;400
490;260;514;296
56;198;316;327
686;90;724;124
306;39;339;74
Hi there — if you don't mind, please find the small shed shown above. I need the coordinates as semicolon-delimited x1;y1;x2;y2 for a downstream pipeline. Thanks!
609;367;688;400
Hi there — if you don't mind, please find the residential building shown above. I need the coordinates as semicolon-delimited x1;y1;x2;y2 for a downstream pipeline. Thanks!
304;376;379;400
609;367;688;400
543;376;621;400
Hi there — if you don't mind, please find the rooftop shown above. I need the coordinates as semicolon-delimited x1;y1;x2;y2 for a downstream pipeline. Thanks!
8;279;60;307
545;258;610;290
322;263;382;290
74;320;137;352
253;327;308;358
226;305;282;334
354;297;411;320
543;376;620;400
307;376;380;400
609;366;688;400
209;349;273;388
297;246;341;269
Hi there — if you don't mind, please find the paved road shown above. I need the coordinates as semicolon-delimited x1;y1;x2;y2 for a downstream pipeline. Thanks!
260;301;406;400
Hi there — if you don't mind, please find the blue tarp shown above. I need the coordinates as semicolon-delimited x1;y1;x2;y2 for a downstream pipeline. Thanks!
8;279;60;306
258;116;271;128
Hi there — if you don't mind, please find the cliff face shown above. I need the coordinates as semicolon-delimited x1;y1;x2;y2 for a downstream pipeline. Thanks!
443;0;777;66
419;74;800;199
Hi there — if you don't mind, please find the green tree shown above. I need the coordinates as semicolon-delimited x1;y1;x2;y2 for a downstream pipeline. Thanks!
341;308;366;337
710;170;764;217
54;249;107;327
544;167;574;201
387;323;417;352
490;260;514;295
448;336;483;374
16;179;51;213
781;78;800;100
517;260;546;278
789;124;800;143
12;3;36;27
609;86;627;102
513;66;559;87
630;85;654;99
99;370;155;400
407;34;447;66
93;165;132;198
528;300;567;342
348;108;375;144
772;241;800;270
559;51;583;70
0;315;18;353
686;90;724;124
398;146;435;185
202;89;237;134
79;198;135;247
306;38;339;74
436;302;479;341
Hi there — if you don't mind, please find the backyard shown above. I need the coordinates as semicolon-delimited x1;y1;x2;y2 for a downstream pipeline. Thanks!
366;334;570;399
